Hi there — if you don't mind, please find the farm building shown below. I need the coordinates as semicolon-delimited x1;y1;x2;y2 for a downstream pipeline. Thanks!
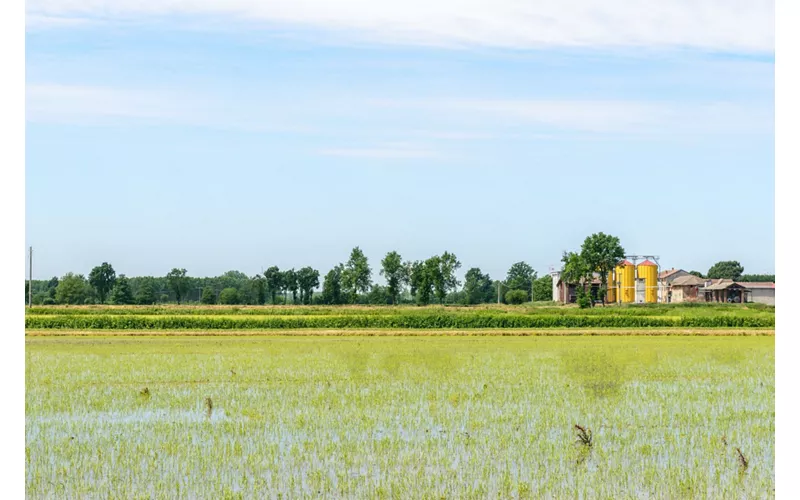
658;268;690;302
739;282;775;305
552;260;775;306
668;275;707;303
550;271;603;304
665;278;776;305
701;279;746;303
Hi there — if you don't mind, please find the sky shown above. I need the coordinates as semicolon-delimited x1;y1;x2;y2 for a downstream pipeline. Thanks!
24;0;775;282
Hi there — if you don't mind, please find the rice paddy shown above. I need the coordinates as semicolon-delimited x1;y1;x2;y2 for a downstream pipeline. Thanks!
25;335;775;498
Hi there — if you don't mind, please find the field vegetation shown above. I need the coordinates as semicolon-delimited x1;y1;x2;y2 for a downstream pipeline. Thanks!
26;336;775;498
25;303;775;330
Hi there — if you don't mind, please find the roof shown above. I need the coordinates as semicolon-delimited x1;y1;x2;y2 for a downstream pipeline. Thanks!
659;268;685;280
638;259;657;267
618;259;633;266
704;279;745;291
670;275;706;287
736;282;775;289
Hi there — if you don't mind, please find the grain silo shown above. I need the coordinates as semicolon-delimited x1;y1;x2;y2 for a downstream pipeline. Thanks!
606;270;616;303
637;260;658;303
617;260;636;303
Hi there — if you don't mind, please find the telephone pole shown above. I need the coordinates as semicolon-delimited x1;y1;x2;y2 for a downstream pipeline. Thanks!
28;246;33;308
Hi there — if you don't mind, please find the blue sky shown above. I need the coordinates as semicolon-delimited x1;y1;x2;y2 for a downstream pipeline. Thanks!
25;1;775;281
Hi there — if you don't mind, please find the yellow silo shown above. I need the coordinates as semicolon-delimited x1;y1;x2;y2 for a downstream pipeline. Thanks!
618;260;635;303
637;260;658;303
606;270;616;303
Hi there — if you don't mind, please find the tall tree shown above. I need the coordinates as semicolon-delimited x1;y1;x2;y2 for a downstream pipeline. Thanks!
561;251;591;293
463;267;494;304
407;260;425;304
297;267;320;305
707;261;744;280
166;268;190;304
284;269;299;304
109;275;134;305
264;266;282;304
55;273;90;305
380;251;408;305
505;261;537;300
343;247;372;303
321;264;344;305
432;252;461;304
251;275;267;305
47;277;59;299
426;256;444;304
276;271;288;303
579;232;625;304
134;277;159;305
439;252;461;301
532;275;553;302
88;262;117;304
200;286;217;305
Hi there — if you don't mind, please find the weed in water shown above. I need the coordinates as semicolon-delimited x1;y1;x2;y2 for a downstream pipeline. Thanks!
574;424;593;447
736;447;749;471
205;397;213;419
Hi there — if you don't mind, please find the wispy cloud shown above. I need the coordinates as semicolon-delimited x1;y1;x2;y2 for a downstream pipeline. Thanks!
371;97;773;135
26;84;191;123
26;14;97;30
26;0;773;53
26;83;772;138
25;83;316;133
318;143;441;159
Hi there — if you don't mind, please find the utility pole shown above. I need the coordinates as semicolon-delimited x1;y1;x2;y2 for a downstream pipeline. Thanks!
28;246;33;308
497;281;501;304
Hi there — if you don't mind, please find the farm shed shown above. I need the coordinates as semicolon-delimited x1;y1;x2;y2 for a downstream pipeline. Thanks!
739;282;775;305
658;268;690;303
552;272;603;304
668;275;707;303
702;279;746;303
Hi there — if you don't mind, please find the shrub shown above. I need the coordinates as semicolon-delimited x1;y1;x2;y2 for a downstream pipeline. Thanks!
505;290;528;305
200;287;217;305
576;289;592;309
42;297;56;305
219;288;240;305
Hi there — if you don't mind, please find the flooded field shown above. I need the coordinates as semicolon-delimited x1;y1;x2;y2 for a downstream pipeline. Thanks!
26;336;774;498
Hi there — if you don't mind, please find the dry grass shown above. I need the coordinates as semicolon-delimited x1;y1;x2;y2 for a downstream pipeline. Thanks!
25;328;775;337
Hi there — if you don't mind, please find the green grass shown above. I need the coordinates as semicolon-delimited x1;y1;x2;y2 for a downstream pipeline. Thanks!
26;336;775;498
24;303;775;330
26;302;776;316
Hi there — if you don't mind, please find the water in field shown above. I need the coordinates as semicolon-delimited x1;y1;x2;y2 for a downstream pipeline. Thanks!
25;336;774;498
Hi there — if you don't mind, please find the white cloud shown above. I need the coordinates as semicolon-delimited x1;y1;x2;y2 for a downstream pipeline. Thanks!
372;97;773;135
26;0;774;53
26;84;191;123
319;144;441;159
26;83;772;137
25;83;316;133
26;14;96;30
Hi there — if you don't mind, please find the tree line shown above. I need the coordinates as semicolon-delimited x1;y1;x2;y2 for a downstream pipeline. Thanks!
25;246;554;306
688;260;774;282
